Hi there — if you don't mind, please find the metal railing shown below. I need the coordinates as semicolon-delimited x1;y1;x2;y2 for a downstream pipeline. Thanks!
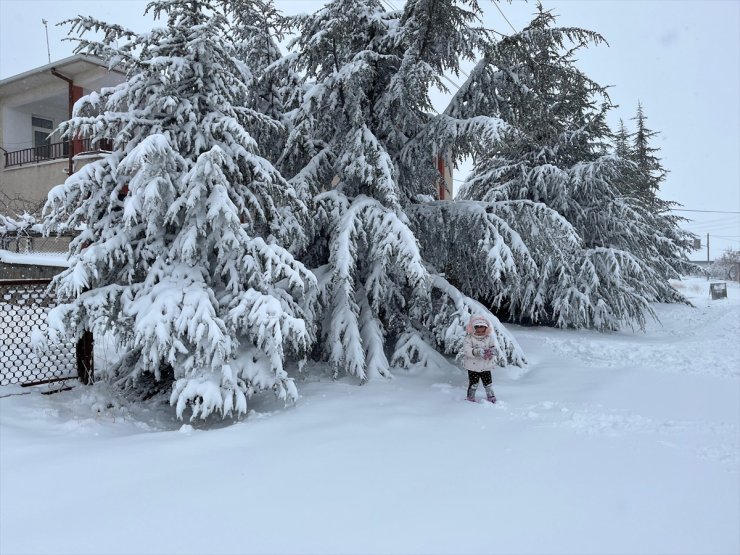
3;138;95;168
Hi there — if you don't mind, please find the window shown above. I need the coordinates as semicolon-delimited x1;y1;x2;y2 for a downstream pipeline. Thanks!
31;116;53;131
32;115;53;159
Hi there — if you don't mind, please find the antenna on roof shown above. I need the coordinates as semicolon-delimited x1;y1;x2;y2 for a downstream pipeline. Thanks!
42;19;51;64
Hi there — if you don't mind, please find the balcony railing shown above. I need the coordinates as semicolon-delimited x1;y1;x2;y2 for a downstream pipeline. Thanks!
3;139;96;168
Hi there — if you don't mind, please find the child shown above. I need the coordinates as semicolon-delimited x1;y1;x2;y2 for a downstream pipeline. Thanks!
461;315;497;403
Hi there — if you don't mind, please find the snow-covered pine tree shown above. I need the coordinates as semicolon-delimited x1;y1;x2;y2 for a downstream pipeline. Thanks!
386;0;487;190
612;105;698;291
631;101;667;201
223;0;285;85
42;0;315;420
221;0;289;162
222;0;313;254
282;0;526;380
457;5;686;330
387;0;549;325
396;2;582;328
614;119;631;159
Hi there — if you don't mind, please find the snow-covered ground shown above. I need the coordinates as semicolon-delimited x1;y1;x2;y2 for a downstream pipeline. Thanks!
1;277;738;555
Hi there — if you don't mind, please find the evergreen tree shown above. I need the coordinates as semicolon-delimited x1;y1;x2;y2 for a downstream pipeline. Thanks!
457;6;687;330
42;0;315;420
282;0;526;380
223;0;312;254
631;101;667;200
612;108;698;294
222;0;291;162
614;119;631;159
393;0;510;197
403;3;583;327
612;118;640;196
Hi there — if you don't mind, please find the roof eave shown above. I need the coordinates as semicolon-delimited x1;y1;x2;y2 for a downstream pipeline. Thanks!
0;54;124;89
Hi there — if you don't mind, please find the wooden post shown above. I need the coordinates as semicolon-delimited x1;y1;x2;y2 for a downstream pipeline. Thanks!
437;155;447;200
76;329;94;385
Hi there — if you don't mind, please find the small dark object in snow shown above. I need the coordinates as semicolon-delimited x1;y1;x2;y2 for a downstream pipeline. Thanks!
710;282;727;300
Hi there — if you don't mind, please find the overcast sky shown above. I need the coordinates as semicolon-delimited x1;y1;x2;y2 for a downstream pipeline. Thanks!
1;0;738;259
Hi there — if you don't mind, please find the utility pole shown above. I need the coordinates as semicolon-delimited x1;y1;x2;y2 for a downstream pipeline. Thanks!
42;19;50;64
707;233;710;263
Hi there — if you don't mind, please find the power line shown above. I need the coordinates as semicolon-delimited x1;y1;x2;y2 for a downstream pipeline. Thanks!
689;227;740;235
442;74;461;91
687;219;740;231
493;1;518;34
690;228;740;237
688;216;739;225
671;208;740;214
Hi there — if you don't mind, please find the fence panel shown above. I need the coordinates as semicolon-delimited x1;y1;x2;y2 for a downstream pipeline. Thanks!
0;279;77;386
1;234;73;254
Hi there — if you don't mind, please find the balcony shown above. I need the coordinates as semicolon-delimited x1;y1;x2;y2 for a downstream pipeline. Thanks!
3;139;95;168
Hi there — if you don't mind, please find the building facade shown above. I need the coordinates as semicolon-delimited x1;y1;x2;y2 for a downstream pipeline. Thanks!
0;55;125;214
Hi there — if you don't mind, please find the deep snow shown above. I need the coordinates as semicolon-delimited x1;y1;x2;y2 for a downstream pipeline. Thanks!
1;277;738;555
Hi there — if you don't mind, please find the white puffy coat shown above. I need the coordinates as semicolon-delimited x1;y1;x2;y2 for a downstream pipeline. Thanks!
461;333;497;373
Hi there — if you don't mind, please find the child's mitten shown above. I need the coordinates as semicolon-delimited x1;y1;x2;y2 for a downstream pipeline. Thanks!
483;348;493;361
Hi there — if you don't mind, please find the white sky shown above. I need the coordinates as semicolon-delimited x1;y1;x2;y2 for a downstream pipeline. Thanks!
1;0;738;259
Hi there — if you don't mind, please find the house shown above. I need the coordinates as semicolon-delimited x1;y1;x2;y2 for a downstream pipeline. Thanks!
1;54;454;217
0;54;126;214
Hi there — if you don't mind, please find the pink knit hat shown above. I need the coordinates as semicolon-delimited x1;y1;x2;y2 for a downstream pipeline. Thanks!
466;315;492;336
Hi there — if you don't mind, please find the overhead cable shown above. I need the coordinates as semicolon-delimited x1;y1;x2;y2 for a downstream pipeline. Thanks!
493;1;518;34
671;209;740;214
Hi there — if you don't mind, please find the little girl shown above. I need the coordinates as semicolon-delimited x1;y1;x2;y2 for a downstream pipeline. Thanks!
461;315;497;403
